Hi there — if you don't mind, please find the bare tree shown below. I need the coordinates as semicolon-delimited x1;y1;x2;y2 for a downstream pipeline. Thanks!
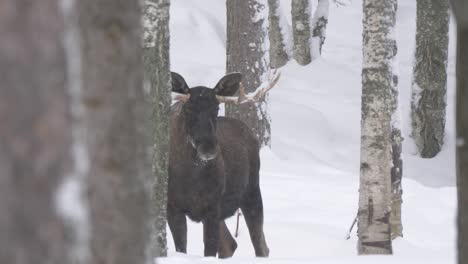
78;0;150;263
311;0;330;58
226;0;271;147
268;0;289;68
450;1;468;263
143;0;171;258
357;0;397;255
390;31;403;239
291;0;312;65
0;1;73;263
411;0;450;158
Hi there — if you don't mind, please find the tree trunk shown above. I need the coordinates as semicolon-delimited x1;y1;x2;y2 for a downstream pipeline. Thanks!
411;0;450;158
226;0;271;147
311;0;330;58
268;0;289;68
0;0;73;263
291;0;312;65
389;5;403;239
78;1;150;263
358;0;397;255
455;22;468;264
143;0;171;258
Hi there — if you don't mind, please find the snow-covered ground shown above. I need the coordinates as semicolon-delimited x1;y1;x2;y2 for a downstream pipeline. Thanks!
164;0;457;263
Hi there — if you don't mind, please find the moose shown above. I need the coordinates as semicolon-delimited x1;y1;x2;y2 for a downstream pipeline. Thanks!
168;71;279;258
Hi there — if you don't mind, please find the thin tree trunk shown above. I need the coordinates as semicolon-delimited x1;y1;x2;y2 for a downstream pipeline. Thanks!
358;0;397;255
389;4;403;238
291;0;312;65
78;1;150;263
226;0;271;147
143;0;171;258
0;0;71;263
311;0;330;58
411;0;450;158
455;23;468;264
268;0;289;68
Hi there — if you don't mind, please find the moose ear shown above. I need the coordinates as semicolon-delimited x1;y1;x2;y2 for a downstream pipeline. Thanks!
213;72;243;96
171;72;190;94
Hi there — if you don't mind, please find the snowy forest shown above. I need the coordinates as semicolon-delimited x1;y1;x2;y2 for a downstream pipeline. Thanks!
1;0;468;263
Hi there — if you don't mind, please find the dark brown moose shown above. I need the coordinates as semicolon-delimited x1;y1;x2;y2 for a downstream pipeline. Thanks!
168;71;279;258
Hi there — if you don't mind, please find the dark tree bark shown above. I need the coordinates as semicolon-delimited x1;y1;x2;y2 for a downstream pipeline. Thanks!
450;1;468;262
0;0;71;263
143;0;171;258
268;0;289;68
78;1;150;263
358;0;397;255
291;0;312;65
456;25;468;264
411;0;450;158
226;0;271;147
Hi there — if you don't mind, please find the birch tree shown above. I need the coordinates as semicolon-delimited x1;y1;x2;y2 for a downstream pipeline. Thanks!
268;0;289;68
450;1;468;263
357;0;397;255
390;33;403;239
411;0;450;158
226;0;272;147
78;0;150;263
311;0;330;58
291;0;312;65
0;1;73;263
143;0;171;258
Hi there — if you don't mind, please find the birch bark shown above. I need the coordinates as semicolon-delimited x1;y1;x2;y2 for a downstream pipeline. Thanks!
358;0;397;255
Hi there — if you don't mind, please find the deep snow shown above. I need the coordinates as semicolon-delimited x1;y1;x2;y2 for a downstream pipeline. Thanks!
164;0;457;263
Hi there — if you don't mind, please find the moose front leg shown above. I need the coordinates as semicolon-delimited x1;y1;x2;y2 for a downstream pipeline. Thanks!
202;207;221;257
167;204;187;253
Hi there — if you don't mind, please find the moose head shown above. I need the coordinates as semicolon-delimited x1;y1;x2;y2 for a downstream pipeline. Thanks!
171;71;280;161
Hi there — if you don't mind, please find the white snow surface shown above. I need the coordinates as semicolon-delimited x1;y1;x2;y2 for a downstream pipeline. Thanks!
166;0;457;263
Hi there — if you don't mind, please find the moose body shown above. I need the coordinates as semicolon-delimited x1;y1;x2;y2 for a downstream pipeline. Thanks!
168;72;271;258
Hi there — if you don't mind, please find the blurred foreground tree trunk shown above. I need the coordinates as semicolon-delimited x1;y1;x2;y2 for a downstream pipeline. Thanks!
143;0;171;258
411;0;450;158
450;1;468;263
358;0;397;255
78;0;150;263
226;0;271;147
0;1;72;263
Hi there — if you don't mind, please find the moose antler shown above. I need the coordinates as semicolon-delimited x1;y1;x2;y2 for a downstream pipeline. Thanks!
171;92;190;103
216;70;281;104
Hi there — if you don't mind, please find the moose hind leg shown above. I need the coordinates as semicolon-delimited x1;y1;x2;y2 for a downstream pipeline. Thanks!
167;205;187;253
218;220;237;258
241;187;269;257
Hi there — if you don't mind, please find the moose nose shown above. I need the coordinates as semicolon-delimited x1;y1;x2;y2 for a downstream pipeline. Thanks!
196;141;218;161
